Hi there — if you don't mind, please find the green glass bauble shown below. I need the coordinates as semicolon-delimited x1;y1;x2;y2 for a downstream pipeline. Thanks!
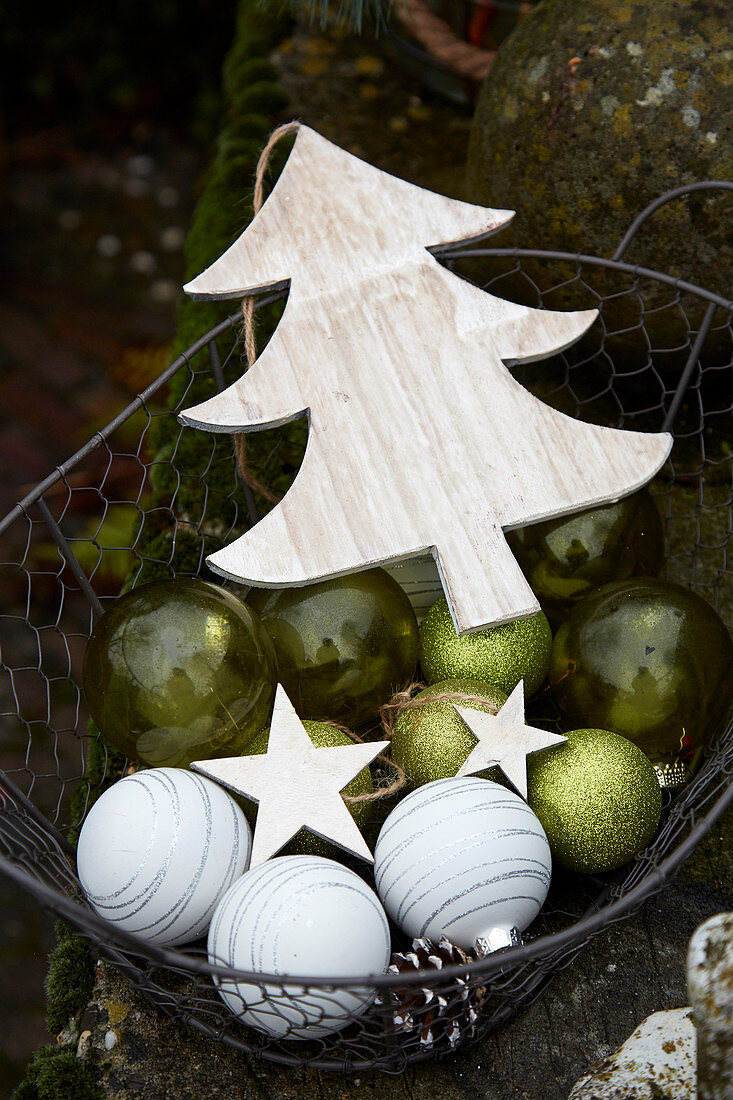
391;678;508;788
245;720;373;859
247;569;419;727
83;578;277;768
506;489;664;627
419;597;552;697
527;728;662;874
549;579;733;764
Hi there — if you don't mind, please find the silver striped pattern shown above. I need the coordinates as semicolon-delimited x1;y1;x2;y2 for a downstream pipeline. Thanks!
78;767;251;947
208;855;391;1039
383;554;442;623
373;778;551;950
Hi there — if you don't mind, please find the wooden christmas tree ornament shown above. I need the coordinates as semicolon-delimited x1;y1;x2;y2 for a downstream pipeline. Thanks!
180;124;672;634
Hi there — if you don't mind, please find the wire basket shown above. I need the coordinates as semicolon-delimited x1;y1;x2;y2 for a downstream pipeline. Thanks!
1;183;732;1073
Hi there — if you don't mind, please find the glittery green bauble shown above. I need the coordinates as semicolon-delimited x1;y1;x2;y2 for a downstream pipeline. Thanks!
506;489;664;627
550;579;733;763
248;569;419;727
246;721;373;859
83;579;277;768
391;678;508;788
419;597;552;696
527;728;662;873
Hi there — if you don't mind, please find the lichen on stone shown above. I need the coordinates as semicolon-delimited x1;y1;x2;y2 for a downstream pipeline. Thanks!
466;0;733;311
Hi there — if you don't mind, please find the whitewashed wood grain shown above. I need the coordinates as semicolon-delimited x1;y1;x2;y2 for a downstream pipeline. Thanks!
191;684;389;866
454;681;567;799
179;124;672;634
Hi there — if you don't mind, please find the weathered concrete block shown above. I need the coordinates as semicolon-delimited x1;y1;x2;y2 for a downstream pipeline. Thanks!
566;1008;696;1100
687;911;733;1100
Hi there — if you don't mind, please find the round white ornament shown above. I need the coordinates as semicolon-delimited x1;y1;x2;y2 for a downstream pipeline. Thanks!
208;854;391;1039
373;777;551;952
77;767;251;947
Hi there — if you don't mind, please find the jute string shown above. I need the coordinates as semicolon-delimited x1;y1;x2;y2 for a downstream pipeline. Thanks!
314;717;407;805
325;682;504;803
394;0;495;81
235;121;301;503
378;683;501;741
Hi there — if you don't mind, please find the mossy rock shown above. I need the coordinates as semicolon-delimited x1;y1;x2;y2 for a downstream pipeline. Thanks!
466;0;733;354
139;0;297;535
229;80;289;118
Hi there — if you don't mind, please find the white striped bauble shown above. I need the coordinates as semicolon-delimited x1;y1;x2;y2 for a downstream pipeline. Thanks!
373;778;551;952
77;767;251;947
208;855;391;1039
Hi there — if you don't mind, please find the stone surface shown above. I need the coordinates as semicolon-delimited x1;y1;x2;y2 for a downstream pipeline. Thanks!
687;911;733;1099
567;1008;696;1100
466;0;733;301
564;908;733;1099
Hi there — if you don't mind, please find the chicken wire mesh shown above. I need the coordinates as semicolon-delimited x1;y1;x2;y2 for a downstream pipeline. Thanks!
0;183;732;1072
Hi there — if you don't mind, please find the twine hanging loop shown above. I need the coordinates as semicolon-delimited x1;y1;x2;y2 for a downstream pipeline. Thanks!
235;121;302;502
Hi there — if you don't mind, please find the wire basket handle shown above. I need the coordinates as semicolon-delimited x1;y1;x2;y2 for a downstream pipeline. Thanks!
613;180;733;261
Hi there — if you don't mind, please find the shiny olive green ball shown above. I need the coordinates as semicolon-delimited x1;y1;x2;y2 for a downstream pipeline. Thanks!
245;720;373;858
248;568;419;727
550;578;733;762
419;597;552;697
527;728;662;873
506;488;664;628
82;578;277;768
391;678;508;788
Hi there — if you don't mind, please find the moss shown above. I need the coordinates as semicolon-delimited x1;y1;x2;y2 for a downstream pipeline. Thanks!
12;1045;103;1100
64;0;297;847
229;80;290;118
216;112;275;149
67;721;125;848
143;427;243;531
62;0;296;852
138;0;299;540
46;923;96;1035
224;57;281;90
129;525;225;588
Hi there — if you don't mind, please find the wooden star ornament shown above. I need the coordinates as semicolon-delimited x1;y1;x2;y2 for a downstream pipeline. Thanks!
190;684;389;866
453;681;567;799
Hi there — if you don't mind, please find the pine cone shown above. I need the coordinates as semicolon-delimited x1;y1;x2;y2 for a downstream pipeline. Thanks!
386;936;487;1050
